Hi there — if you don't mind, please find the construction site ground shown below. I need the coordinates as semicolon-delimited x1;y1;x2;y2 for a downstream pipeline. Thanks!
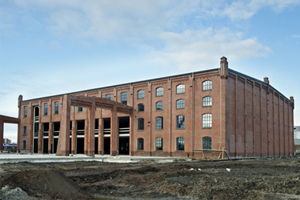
0;155;300;200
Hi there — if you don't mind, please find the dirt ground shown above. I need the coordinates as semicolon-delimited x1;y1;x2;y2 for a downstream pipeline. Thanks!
0;157;300;200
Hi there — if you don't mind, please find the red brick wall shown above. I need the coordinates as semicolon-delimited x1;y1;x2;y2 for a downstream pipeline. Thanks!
225;71;294;158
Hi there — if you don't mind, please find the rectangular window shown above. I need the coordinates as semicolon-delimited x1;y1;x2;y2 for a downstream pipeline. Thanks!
137;118;144;130
121;92;127;105
156;117;163;129
54;102;59;114
44;103;48;115
202;114;212;128
78;107;83;112
176;115;185;129
24;106;27;118
23;126;27;135
23;140;26;149
137;138;144;150
155;138;163;151
105;94;111;100
176;137;184;151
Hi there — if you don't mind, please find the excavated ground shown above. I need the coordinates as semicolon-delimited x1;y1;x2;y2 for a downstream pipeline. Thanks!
0;158;300;200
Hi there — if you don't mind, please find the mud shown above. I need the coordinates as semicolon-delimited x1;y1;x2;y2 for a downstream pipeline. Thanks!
0;158;300;200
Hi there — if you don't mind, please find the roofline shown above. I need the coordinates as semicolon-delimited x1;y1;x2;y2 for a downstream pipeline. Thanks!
229;69;293;103
22;68;219;102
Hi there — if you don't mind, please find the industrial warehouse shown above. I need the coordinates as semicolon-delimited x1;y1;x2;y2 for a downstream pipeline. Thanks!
15;57;294;159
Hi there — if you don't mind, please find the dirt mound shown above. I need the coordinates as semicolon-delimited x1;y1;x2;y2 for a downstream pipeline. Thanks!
0;170;89;200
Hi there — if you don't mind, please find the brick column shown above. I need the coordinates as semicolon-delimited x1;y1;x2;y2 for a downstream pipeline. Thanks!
28;102;33;153
98;117;104;154
84;119;88;154
0;120;3;150
48;99;53;153
71;120;76;154
98;90;103;155
110;106;119;156
87;98;95;156
38;102;43;153
129;113;133;156
17;95;23;151
56;95;70;156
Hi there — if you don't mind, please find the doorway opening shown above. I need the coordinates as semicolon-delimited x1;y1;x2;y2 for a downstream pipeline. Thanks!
76;120;85;154
103;118;110;154
119;116;129;155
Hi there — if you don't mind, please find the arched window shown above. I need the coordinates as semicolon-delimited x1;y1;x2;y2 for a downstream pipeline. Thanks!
202;96;212;106
137;138;144;150
176;84;185;94
176;115;185;129
176;137;184;151
54;102;59;114
202;137;212;150
105;94;111;100
156;101;163;110
137;103;144;112
156;87;163;96
156;117;163;129
23;140;26;149
176;99;185;109
137;90;144;99
121;92;127;105
202;113;212;128
203;80;212;91
155;138;163;150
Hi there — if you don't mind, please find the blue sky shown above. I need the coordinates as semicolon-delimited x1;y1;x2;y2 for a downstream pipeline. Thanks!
1;0;300;142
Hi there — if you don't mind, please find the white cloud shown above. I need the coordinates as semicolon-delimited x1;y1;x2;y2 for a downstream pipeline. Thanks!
209;0;300;20
150;28;270;71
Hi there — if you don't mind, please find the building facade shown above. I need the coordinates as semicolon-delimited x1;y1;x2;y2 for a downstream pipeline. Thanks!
295;126;300;154
17;57;295;158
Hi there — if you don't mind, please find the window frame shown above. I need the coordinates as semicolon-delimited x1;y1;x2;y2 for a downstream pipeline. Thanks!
202;113;212;128
202;96;212;107
105;94;111;100
176;84;185;94
137;138;144;150
23;140;26;149
54;101;59;115
202;80;212;91
155;137;163;151
156;101;163;111
176;137;184;151
23;106;27;118
176;115;185;129
44;103;48;116
137;90;145;99
156;87;163;97
202;136;212;150
137;118;144;130
155;117;163;130
23;126;27;135
121;92;127;105
137;103;144;112
176;99;185;109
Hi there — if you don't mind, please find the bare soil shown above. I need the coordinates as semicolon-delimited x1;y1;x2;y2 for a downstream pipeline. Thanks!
0;158;300;200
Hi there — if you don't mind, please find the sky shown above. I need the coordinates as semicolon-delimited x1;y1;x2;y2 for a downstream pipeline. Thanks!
0;0;300;143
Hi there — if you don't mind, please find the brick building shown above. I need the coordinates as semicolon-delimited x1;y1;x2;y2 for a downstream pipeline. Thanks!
16;57;294;158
